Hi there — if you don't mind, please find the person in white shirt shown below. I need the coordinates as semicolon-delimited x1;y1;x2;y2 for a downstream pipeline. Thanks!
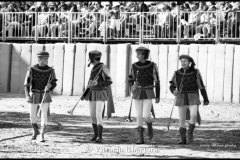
183;4;201;38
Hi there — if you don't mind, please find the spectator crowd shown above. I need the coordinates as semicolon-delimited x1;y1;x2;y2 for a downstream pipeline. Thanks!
0;1;239;40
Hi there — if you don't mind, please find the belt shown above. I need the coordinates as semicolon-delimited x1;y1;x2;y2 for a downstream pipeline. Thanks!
137;85;155;89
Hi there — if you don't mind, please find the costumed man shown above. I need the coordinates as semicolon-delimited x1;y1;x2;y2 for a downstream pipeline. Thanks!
82;50;114;143
169;54;209;144
128;47;160;144
24;51;57;142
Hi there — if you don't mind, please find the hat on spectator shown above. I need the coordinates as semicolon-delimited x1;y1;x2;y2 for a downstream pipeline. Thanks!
136;47;150;59
37;51;49;58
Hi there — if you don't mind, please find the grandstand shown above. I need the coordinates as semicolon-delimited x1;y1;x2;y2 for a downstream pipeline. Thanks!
0;1;239;44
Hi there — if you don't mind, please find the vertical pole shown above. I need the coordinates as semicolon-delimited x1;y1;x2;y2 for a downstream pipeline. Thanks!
2;12;6;42
35;12;38;43
215;10;220;44
103;13;107;44
68;12;72;43
139;13;143;44
177;6;180;43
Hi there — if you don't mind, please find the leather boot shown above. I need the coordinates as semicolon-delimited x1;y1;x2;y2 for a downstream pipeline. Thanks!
39;124;47;142
146;122;153;140
95;125;103;143
91;123;98;141
188;123;195;142
136;126;144;144
178;127;187;144
31;123;40;140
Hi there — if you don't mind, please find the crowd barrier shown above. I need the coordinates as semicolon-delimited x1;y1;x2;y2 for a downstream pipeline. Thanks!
0;11;240;43
1;42;240;104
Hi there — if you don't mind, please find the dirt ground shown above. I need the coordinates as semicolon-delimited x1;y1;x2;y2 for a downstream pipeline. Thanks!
0;93;240;158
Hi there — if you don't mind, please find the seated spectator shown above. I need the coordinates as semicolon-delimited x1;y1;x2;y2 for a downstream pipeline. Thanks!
58;4;70;37
34;5;49;37
183;4;201;38
195;5;217;38
47;4;59;37
84;12;98;37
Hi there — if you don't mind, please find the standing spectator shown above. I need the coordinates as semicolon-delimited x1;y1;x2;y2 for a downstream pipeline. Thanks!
119;5;127;37
98;3;111;37
109;4;121;38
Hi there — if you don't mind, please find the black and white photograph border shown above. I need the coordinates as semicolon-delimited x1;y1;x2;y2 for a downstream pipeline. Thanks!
0;0;240;159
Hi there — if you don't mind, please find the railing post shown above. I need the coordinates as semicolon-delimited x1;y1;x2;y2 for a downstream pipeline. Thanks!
103;13;107;44
215;10;220;44
177;7;180;43
35;12;38;43
139;13;143;44
68;12;72;43
2;12;6;42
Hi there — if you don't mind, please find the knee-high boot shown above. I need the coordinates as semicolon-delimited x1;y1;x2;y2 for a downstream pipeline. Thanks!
95;125;103;143
178;127;187;144
31;123;40;140
146;122;153;140
136;126;144;144
91;123;98;141
188;123;195;142
39;124;47;142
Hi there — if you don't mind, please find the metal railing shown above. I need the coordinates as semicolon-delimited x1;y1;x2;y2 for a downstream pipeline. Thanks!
4;12;36;41
179;11;218;41
218;11;240;40
0;11;240;43
71;12;104;41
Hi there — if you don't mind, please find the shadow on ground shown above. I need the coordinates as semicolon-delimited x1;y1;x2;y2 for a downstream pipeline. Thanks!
1;111;240;153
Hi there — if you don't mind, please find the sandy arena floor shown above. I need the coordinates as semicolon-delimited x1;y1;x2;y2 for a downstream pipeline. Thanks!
0;93;240;158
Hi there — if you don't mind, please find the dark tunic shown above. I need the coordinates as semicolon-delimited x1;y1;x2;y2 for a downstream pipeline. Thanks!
169;68;206;106
84;62;113;101
128;60;160;100
169;67;209;125
24;64;57;104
